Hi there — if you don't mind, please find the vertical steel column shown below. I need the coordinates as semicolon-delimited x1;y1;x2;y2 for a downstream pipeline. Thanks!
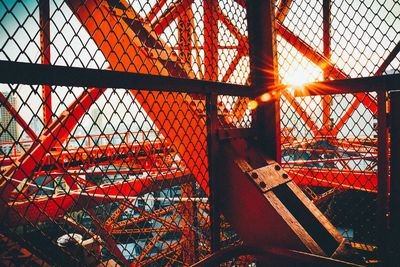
207;92;220;252
204;0;219;252
178;6;197;264
377;90;389;260
247;0;280;162
389;91;400;261
322;0;332;132
203;0;218;81
40;0;52;125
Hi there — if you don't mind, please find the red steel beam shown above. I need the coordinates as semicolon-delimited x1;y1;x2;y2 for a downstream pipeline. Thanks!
276;0;293;24
283;156;376;166
333;42;400;135
281;91;320;136
113;204;179;229
145;0;169;24
0;92;38;141
85;208;128;265
322;0;332;131
67;0;210;196
152;0;194;35
39;0;52;125
287;166;377;192
6;170;191;225
217;7;247;46
276;22;378;135
1;87;105;201
204;0;219;82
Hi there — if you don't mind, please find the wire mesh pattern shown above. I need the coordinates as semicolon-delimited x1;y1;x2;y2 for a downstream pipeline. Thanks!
0;0;396;265
0;0;251;265
0;84;212;265
0;0;249;84
217;95;252;129
277;0;397;250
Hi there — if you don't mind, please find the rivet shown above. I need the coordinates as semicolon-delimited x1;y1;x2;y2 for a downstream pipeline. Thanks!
274;165;281;171
282;173;289;179
251;172;258;179
259;181;266;188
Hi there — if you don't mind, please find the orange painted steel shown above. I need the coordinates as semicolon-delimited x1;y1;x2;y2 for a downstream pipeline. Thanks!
0;0;386;264
66;0;209;195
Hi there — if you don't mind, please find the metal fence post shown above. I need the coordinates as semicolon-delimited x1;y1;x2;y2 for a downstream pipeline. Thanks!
207;92;220;252
377;90;389;261
389;90;400;262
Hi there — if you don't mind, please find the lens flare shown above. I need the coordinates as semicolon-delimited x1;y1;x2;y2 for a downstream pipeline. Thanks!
260;92;272;102
248;100;258;110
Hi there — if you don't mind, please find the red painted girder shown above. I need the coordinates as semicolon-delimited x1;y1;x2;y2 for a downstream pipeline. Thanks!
204;0;219;82
138;240;181;266
334;42;400;135
283;155;376;165
6;170;191;225
221;49;244;83
281;91;320;136
1;138;168;164
134;209;182;264
217;6;248;48
286;166;377;192
282;138;377;154
0;92;38;141
67;0;209;195
0;88;105;201
276;0;293;23
152;0;194;35
283;147;377;156
113;204;179;230
145;0;169;24
85;208;128;266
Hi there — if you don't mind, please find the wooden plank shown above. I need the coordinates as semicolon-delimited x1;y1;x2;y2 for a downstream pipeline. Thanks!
287;182;343;244
264;190;326;256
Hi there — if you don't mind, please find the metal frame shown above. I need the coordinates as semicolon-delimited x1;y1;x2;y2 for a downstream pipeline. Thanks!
0;0;396;264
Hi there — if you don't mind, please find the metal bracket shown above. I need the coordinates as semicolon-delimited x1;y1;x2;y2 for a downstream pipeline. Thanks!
246;163;292;193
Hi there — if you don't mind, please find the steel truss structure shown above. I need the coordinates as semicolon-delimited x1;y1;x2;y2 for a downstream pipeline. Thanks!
0;0;399;265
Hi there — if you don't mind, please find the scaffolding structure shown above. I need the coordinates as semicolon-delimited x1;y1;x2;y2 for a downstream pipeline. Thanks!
0;0;399;265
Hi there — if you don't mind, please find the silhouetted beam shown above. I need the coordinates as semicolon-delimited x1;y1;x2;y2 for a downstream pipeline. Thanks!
294;73;400;97
0;60;251;97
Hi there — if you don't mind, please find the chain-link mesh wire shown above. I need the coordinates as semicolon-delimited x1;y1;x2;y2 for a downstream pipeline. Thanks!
0;0;396;265
0;0;249;83
0;0;250;265
277;0;398;254
0;84;212;265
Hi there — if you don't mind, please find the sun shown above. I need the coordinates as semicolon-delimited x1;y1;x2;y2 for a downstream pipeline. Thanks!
284;71;311;87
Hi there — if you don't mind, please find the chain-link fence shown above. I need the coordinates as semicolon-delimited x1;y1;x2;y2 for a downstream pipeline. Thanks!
0;0;398;265
277;0;398;258
0;0;251;265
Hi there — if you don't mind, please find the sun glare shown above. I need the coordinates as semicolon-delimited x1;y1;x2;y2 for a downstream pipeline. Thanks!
284;71;311;87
